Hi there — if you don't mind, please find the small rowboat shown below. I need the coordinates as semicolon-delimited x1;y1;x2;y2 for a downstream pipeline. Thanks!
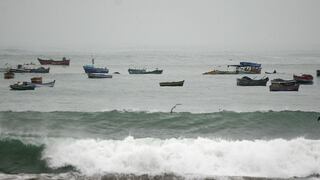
38;57;70;65
33;80;55;87
87;73;112;78
4;72;14;79
203;70;238;75
30;77;55;87
237;76;269;86
160;80;184;87
128;68;163;74
293;74;313;84
10;82;36;90
269;79;299;91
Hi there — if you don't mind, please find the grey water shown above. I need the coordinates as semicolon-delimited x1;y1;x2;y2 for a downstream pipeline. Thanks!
0;49;319;113
1;49;320;179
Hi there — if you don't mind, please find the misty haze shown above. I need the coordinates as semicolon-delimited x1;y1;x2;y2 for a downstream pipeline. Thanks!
0;1;320;180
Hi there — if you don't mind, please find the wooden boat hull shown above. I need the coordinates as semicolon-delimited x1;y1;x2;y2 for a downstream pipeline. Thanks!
293;74;313;84
83;65;109;73
160;80;184;87
237;77;269;86
128;69;163;74
269;83;299;91
32;80;55;87
4;72;14;79
38;58;70;65
87;73;112;78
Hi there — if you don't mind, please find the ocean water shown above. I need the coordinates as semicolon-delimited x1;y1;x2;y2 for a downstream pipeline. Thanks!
0;49;320;179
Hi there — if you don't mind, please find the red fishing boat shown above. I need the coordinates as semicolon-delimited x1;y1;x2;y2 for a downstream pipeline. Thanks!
293;74;313;84
38;57;70;65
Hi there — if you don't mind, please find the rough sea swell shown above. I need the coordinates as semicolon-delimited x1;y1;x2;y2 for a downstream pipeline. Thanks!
0;110;320;179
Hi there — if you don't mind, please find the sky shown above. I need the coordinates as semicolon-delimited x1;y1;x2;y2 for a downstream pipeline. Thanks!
0;0;320;52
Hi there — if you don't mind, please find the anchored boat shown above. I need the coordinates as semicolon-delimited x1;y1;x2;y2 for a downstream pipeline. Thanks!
269;79;299;91
31;77;55;87
128;68;163;74
87;73;112;79
237;76;269;86
83;65;109;74
293;74;313;84
4;72;14;79
10;82;36;90
203;70;238;75
160;80;184;87
38;57;70;65
228;62;262;74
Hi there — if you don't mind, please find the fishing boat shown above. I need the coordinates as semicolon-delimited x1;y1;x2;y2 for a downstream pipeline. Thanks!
38;57;70;65
128;68;163;74
203;70;238;75
9;64;31;73
237;76;269;86
30;67;50;73
269;79;299;91
10;82;36;90
228;62;262;74
160;80;184;87
9;65;49;73
4;72;14;79
293;74;313;84
31;77;55;87
83;65;109;74
87;73;112;78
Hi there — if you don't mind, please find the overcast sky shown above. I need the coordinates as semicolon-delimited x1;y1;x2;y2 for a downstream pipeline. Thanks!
0;0;320;51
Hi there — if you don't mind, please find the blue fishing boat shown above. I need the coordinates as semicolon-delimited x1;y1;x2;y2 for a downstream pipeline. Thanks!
228;62;262;74
83;65;109;74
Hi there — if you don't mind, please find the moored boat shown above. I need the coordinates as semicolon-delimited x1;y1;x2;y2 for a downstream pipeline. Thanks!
229;62;262;74
128;68;163;74
38;57;70;65
9;65;49;73
237;76;269;86
317;70;320;77
4;72;14;79
269;79;299;91
32;80;55;87
10;82;36;90
203;70;238;75
87;73;112;78
293;74;313;84
30;67;50;73
83;65;109;74
160;80;184;87
31;77;55;87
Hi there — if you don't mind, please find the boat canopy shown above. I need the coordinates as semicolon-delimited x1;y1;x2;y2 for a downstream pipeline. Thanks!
228;62;261;68
240;62;261;68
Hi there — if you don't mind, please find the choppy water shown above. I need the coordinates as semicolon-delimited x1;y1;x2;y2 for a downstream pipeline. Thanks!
0;49;320;179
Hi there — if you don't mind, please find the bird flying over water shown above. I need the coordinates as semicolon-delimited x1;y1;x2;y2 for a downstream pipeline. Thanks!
170;104;182;113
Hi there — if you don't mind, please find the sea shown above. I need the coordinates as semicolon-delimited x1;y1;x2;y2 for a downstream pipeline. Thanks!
0;49;320;180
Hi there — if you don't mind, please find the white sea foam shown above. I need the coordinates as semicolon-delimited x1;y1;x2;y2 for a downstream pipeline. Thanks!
43;136;320;178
